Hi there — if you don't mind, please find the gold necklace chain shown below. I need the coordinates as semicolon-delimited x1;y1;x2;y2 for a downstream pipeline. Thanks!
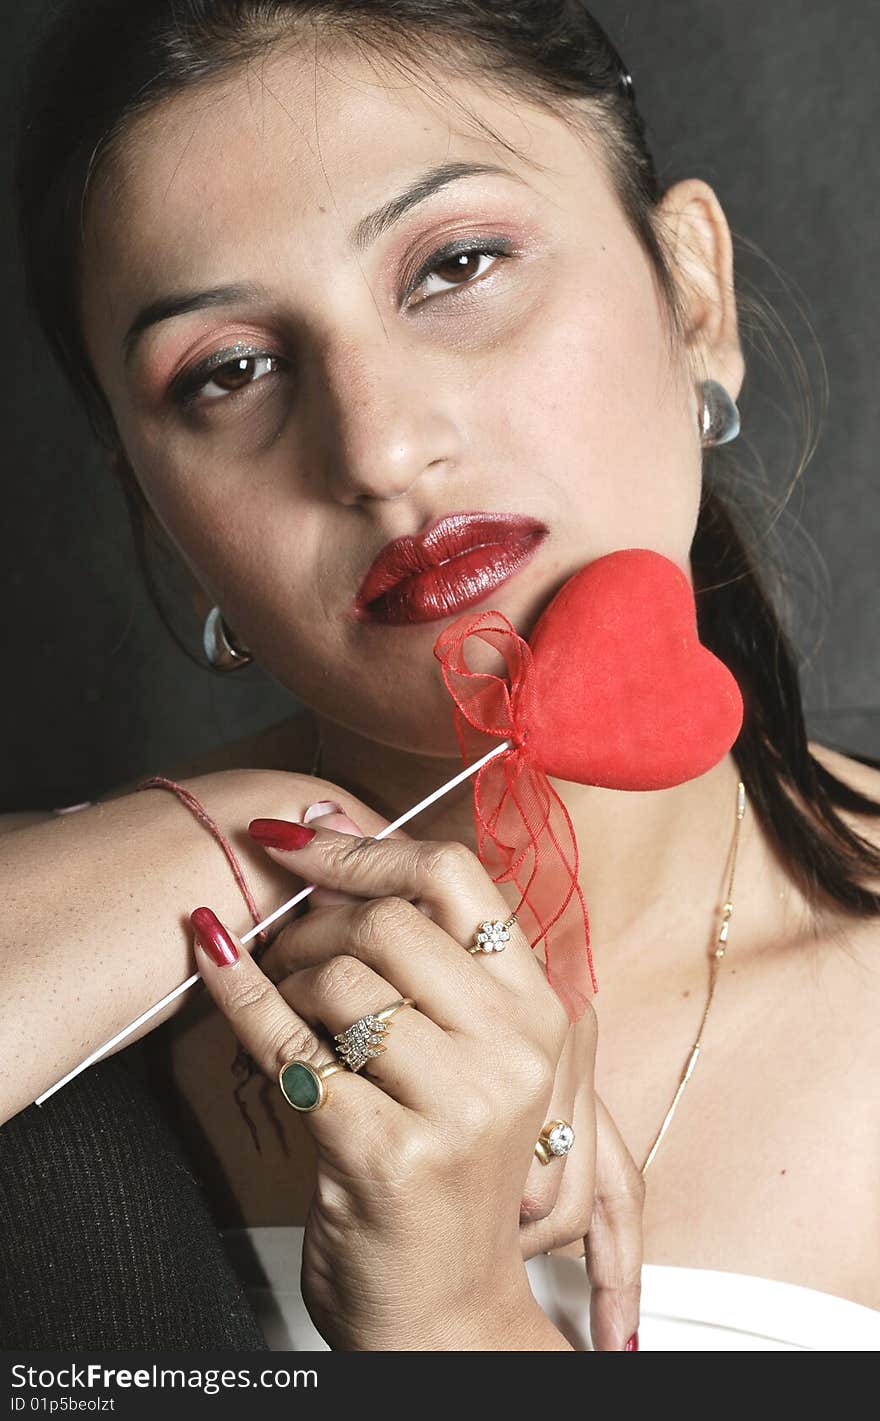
310;728;747;1176
640;776;746;1175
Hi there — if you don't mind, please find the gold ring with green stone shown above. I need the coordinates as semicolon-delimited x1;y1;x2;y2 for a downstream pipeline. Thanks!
279;1057;348;1113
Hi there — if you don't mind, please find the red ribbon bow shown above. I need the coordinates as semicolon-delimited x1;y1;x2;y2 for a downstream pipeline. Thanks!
433;608;597;1024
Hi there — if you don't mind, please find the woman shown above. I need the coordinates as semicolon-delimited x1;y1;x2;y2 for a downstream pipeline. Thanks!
3;0;879;1352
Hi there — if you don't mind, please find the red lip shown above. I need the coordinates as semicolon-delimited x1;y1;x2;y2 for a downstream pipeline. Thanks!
354;511;548;625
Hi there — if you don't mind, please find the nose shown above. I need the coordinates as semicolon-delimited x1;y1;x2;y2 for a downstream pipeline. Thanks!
310;332;465;506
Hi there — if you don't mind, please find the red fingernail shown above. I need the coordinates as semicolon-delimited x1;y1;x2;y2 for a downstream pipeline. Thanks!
248;818;317;850
191;906;239;966
624;1331;639;1351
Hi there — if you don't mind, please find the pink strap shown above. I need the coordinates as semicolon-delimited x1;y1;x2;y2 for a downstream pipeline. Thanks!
134;775;271;946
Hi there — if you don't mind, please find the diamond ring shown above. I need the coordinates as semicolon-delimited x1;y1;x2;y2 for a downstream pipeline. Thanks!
467;912;518;954
534;1120;576;1165
333;997;415;1073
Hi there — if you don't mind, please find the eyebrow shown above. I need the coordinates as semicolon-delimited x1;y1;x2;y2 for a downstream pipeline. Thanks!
349;159;524;251
122;159;524;365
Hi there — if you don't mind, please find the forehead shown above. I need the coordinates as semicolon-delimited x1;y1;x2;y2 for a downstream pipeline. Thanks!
81;37;604;289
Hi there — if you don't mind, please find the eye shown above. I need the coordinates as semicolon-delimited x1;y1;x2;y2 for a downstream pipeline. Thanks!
407;239;515;307
173;348;287;410
171;239;515;411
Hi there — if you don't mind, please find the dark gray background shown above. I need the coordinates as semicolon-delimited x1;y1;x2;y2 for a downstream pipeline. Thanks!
3;1;878;810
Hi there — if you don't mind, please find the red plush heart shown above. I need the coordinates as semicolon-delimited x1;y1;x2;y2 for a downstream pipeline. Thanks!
524;548;743;789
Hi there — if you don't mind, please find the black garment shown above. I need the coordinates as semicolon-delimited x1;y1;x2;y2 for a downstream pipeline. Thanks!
0;1053;268;1350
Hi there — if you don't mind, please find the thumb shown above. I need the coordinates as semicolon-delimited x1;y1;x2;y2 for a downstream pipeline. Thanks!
301;800;367;907
585;1094;644;1352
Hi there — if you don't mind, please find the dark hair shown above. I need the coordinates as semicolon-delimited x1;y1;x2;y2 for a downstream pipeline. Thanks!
14;6;880;956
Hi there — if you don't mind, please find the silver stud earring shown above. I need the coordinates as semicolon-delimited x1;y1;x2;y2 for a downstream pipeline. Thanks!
202;606;254;671
699;378;740;446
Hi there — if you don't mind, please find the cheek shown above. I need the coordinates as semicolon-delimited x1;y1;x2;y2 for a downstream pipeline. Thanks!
117;413;282;576
496;261;701;565
119;435;335;670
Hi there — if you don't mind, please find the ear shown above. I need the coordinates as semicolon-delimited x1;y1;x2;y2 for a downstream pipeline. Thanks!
656;178;745;404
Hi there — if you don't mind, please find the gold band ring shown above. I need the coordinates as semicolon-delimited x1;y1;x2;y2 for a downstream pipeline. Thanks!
334;996;415;1073
534;1120;576;1165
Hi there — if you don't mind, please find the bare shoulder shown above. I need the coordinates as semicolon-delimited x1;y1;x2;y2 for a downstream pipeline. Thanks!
796;748;880;1286
806;740;880;1019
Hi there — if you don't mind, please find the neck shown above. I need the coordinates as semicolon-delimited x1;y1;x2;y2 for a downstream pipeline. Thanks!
310;712;776;968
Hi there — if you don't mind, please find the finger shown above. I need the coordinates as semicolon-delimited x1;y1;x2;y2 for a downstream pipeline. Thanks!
257;805;421;982
300;802;377;909
189;905;396;1164
278;957;445;1112
520;1034;597;1261
246;820;555;1012
256;783;418;933
258;806;367;984
263;893;503;1032
518;1005;597;1240
585;1093;644;1352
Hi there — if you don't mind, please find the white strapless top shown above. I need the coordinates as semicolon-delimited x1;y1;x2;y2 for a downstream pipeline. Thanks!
218;1226;880;1351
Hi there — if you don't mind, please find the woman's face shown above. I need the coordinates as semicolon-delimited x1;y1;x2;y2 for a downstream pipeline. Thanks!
79;39;741;757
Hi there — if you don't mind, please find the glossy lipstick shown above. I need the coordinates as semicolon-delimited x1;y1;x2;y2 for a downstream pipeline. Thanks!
354;512;548;626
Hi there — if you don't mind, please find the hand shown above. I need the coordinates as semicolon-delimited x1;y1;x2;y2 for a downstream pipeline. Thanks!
294;808;643;1352
190;812;577;1350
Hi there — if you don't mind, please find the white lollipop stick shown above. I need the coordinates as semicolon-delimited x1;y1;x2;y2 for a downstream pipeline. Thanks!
34;737;512;1106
